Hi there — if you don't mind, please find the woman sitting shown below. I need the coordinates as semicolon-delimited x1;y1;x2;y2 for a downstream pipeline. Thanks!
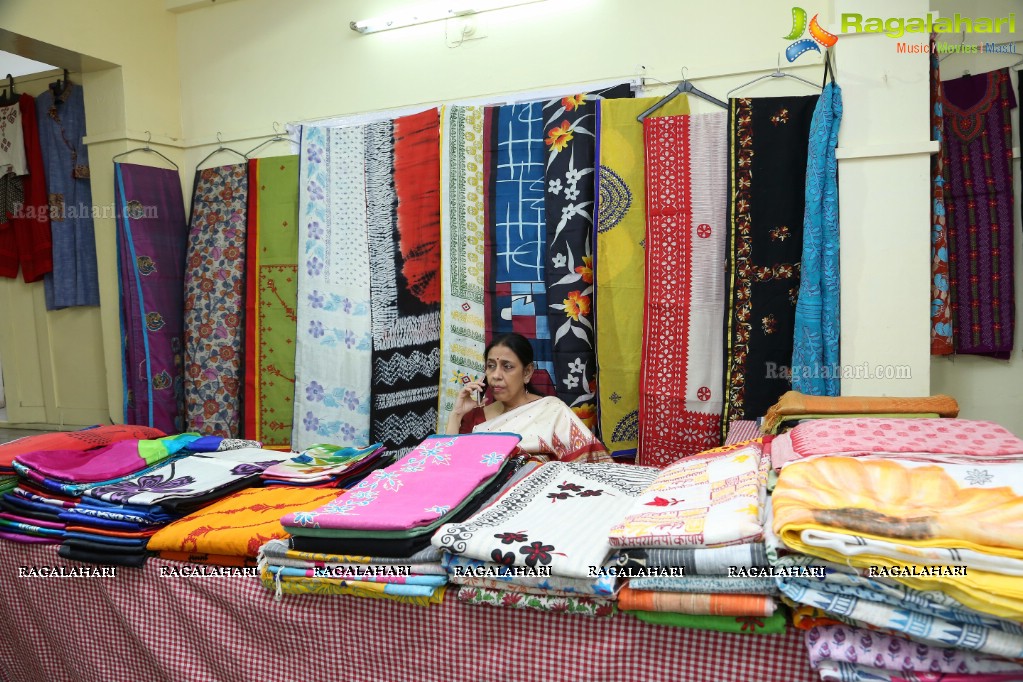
444;333;611;464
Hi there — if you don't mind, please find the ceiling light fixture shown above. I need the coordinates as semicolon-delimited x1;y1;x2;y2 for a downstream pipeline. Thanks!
350;0;547;34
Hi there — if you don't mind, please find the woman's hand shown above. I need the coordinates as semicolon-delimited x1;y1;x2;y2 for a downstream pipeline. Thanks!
452;379;487;418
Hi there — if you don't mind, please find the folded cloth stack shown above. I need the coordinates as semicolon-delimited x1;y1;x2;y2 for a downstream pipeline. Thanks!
258;539;449;607
762;390;960;436
433;460;657;618
805;624;1023;682
0;425;166;498
2;432;200;548
147;486;343;567
771;418;1023;677
5;435;274;566
259;442;389;487
271;433;525;605
608;442;785;634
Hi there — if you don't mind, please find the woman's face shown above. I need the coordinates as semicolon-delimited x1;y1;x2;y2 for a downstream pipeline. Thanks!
485;344;533;404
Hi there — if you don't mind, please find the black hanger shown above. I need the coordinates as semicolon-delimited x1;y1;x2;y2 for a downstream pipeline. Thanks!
0;74;17;106
49;69;70;97
637;68;726;121
196;132;248;170
112;131;180;170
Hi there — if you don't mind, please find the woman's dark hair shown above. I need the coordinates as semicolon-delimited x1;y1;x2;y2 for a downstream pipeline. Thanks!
484;333;538;394
484;332;534;367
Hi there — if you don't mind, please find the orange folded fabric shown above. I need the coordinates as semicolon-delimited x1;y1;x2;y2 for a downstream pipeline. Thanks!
762;391;959;434
148;486;340;558
617;586;776;617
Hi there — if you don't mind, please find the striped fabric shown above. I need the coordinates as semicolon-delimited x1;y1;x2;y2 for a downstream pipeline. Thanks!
438;105;487;431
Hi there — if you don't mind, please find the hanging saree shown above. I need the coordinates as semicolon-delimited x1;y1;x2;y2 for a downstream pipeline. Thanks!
722;94;819;432
640;112;726;465
930;35;953;355
943;68;1016;357
595;96;689;458
242;155;299;449
483;101;556;396
183;162;248;437
36;83;99;309
366;111;442;457
438;105;487;432
115;163;188;433
0;94;52;282
292;125;373;452
542;84;634;429
792;80;842;396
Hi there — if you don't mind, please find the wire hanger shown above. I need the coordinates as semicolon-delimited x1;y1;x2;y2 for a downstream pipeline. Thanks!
0;74;16;106
244;122;291;158
112;131;180;170
195;132;247;170
726;53;824;98
637;67;727;121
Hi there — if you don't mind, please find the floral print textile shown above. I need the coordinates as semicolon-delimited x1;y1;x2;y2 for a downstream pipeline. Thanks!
183;163;248;437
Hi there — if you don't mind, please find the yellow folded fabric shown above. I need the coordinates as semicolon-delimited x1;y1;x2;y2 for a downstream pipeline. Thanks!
762;391;959;433
774;456;1023;620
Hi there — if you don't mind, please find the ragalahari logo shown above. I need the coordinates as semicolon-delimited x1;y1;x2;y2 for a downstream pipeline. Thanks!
784;7;838;61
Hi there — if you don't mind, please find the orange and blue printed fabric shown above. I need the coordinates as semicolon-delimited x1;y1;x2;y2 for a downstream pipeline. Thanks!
594;96;689;459
147;486;340;558
773;453;1023;620
608;443;767;549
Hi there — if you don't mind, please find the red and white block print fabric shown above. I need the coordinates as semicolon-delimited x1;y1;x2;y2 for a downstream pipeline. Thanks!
639;112;727;467
0;540;815;682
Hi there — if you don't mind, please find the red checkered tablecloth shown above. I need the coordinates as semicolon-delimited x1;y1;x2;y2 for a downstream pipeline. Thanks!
0;541;815;682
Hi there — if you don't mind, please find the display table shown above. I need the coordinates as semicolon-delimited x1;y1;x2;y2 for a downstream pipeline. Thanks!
0;540;815;682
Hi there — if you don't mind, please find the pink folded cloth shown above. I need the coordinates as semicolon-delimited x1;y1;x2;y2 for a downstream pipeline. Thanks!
0;512;65;530
772;418;1023;469
282;433;520;533
0;531;60;544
